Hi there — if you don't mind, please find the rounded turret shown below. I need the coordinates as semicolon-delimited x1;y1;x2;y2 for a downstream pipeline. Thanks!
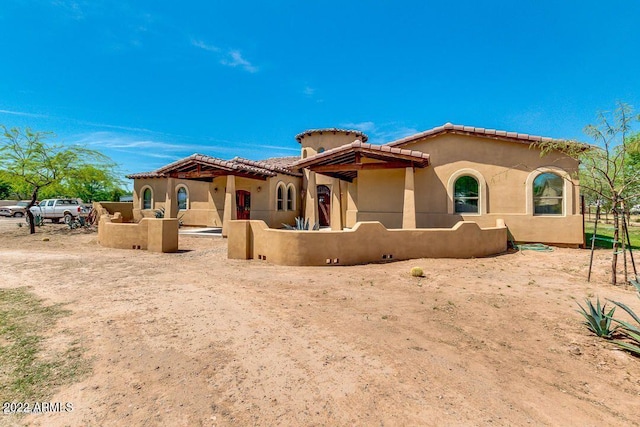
295;128;368;159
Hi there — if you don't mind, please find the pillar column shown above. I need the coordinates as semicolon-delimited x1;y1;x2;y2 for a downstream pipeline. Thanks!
164;177;178;218
402;167;416;229
222;175;237;237
346;180;358;228
304;170;318;226
331;178;343;231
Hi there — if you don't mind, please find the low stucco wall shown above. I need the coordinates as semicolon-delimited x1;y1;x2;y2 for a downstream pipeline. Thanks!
94;202;135;223
228;220;507;266
98;216;178;253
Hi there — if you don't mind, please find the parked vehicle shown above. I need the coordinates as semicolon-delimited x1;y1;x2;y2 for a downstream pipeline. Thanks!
631;205;640;215
29;198;85;224
0;201;32;217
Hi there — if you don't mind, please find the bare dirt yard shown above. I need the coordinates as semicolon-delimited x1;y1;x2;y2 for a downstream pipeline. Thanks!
1;218;639;426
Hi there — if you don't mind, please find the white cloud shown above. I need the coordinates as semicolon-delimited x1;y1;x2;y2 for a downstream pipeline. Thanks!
70;132;203;152
303;86;315;96
0;109;48;118
341;121;376;133
191;39;220;53
221;50;258;73
339;121;419;144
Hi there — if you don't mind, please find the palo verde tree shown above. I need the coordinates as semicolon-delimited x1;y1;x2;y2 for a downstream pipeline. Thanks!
535;102;640;285
0;126;117;234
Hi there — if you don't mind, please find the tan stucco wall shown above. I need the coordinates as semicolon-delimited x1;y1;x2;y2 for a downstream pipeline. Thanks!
353;134;583;245
97;216;178;252
94;202;134;222
132;175;302;229
228;219;507;266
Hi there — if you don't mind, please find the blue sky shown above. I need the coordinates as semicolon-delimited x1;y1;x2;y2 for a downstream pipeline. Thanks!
1;1;639;184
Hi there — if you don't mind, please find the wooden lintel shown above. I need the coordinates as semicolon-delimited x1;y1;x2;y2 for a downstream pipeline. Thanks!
169;171;224;179
312;161;413;173
169;170;269;181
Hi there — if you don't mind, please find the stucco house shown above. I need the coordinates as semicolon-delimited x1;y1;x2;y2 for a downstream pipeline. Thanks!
126;123;583;247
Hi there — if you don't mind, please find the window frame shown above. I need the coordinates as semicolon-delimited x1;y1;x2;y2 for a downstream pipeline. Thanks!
176;185;189;210
141;186;153;210
446;169;486;215
532;172;564;216
525;167;573;217
276;182;286;211
286;183;295;211
453;175;480;214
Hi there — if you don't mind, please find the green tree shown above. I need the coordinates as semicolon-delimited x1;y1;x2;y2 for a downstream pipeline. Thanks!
0;126;118;234
63;164;125;202
0;179;11;199
536;102;640;285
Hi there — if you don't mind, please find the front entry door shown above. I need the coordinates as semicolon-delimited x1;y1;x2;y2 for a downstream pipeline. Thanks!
317;185;330;227
236;190;251;220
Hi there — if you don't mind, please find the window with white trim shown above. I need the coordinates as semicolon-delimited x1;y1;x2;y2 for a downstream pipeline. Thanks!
454;176;479;213
177;186;188;210
533;173;563;215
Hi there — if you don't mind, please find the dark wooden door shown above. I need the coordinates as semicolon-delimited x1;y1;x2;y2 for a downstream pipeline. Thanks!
236;190;251;220
317;185;330;227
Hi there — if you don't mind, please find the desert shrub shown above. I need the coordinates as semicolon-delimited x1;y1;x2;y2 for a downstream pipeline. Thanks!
282;217;319;231
410;267;424;277
576;297;617;338
609;296;640;356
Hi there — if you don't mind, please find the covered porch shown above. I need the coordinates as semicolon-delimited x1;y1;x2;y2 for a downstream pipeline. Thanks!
135;154;297;236
292;141;430;230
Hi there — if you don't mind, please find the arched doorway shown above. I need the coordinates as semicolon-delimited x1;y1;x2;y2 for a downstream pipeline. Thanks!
317;185;330;227
236;190;251;220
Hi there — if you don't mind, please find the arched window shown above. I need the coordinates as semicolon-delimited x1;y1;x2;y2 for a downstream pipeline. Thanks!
276;182;285;211
177;186;188;210
533;173;563;215
317;147;325;154
142;187;152;210
454;176;479;213
286;184;295;210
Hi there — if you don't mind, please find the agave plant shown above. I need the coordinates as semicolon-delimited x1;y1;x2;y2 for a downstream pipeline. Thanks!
576;297;617;338
609;296;640;356
282;217;320;231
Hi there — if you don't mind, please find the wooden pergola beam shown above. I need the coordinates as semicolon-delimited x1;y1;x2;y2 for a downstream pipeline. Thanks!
311;161;417;173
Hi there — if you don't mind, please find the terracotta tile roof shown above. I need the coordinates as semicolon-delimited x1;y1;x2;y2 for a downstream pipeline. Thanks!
386;122;564;147
126;171;166;179
295;128;369;143
232;156;302;176
292;140;429;182
127;154;301;180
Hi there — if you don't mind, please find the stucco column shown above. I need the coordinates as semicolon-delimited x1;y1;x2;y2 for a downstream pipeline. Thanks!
331;178;343;231
164;177;178;219
222;175;237;237
402;167;416;229
304;170;318;226
346;180;358;228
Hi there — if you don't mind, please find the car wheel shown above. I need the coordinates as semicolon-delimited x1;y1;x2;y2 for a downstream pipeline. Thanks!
13;212;24;217
63;213;73;225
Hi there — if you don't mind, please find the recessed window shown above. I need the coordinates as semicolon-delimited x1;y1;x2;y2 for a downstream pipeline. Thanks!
286;184;295;210
317;147;325;153
177;186;188;210
276;183;285;211
533;173;563;215
142;188;152;210
454;176;479;213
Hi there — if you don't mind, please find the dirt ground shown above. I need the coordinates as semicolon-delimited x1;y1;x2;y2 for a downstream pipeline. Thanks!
1;218;639;427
